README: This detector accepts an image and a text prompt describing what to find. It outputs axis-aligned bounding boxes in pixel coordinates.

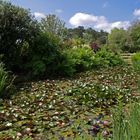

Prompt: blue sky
[10,0,140,32]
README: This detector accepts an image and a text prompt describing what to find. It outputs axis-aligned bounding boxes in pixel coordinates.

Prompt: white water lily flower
[16,132,22,137]
[6,122,12,126]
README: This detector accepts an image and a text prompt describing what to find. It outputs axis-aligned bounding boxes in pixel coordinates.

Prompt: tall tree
[108,28,129,52]
[0,0,39,71]
[97,30,108,45]
[128,20,140,52]
[41,14,66,41]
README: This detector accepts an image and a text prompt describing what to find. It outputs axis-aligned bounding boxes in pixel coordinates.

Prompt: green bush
[65,47,95,72]
[62,47,123,75]
[28,32,76,78]
[93,48,124,68]
[56,53,76,76]
[27,32,61,78]
[27,33,124,79]
[0,62,14,98]
[132,52,140,73]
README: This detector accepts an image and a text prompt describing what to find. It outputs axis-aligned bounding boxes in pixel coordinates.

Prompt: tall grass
[0,62,14,98]
[112,102,140,140]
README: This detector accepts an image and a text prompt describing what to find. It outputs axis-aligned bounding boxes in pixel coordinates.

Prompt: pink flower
[132,93,140,97]
[16,132,22,137]
[102,130,108,137]
[103,120,110,126]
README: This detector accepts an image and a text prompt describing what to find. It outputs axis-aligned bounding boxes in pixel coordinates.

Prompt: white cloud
[133,8,140,16]
[110,21,130,29]
[55,9,63,14]
[69,12,130,32]
[69,13,106,26]
[34,12,46,19]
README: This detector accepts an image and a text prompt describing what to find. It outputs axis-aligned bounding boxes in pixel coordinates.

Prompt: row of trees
[67,23,140,53]
[108,22,140,53]
[67,27,108,46]
[42,15,140,53]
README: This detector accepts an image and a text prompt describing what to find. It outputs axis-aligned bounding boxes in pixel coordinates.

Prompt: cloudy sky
[10,0,140,32]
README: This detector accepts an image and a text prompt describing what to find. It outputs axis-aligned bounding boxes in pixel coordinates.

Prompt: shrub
[55,53,76,76]
[28,36,124,79]
[27,32,60,78]
[63,47,123,75]
[28,32,75,78]
[31,60,46,77]
[93,48,124,68]
[0,62,14,99]
[65,47,95,72]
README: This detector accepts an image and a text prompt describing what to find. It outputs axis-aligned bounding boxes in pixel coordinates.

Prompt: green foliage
[67,26,108,46]
[28,32,75,78]
[93,48,124,68]
[0,62,14,98]
[62,47,123,75]
[71,37,85,48]
[27,32,61,78]
[29,45,122,78]
[41,14,66,42]
[107,21,140,53]
[65,47,95,72]
[132,52,140,73]
[112,102,140,140]
[129,21,140,52]
[56,52,76,76]
[31,60,46,76]
[108,28,129,53]
[0,0,39,71]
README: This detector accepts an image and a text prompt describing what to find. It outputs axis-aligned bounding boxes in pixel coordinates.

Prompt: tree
[82,32,93,44]
[41,14,66,41]
[67,27,108,46]
[0,0,39,71]
[97,30,108,45]
[128,21,140,52]
[108,28,129,52]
